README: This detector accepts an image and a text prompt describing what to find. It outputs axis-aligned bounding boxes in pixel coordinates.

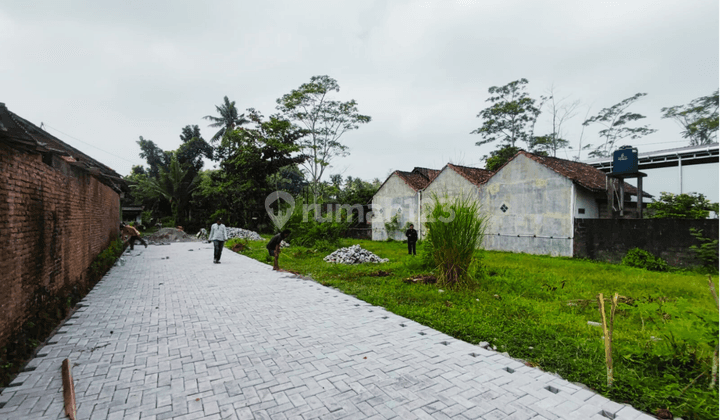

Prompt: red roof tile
[514,151,647,196]
[447,164,494,187]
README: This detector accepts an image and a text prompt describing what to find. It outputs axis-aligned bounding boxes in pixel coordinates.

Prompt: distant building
[372,151,645,256]
[584,143,719,203]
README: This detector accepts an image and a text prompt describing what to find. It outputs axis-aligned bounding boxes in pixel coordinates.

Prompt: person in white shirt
[208,218,228,264]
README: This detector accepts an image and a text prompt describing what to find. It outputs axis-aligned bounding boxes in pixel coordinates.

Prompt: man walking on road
[208,218,228,264]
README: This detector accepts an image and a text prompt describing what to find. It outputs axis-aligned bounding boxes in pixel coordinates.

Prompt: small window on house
[578,208,586,214]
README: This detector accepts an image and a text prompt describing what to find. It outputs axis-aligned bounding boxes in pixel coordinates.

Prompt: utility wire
[43,124,139,165]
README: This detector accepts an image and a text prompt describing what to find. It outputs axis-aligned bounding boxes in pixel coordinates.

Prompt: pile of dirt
[146,228,200,244]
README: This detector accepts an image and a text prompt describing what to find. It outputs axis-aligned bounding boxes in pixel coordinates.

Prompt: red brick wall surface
[0,142,120,349]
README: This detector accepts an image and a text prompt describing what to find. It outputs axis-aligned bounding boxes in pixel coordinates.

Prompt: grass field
[230,237,719,419]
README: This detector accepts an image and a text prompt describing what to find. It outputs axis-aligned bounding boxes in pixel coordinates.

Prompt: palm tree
[203,96,249,142]
[135,155,198,226]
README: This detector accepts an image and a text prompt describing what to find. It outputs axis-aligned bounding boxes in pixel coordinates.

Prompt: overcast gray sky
[1,0,718,185]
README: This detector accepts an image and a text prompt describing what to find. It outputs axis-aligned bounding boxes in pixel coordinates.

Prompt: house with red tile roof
[372,151,648,256]
[370,167,439,240]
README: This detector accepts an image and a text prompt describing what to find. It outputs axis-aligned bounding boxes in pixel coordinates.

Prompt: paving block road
[0,242,654,419]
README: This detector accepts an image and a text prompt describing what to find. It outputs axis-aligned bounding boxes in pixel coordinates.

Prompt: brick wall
[574,218,719,267]
[0,142,120,349]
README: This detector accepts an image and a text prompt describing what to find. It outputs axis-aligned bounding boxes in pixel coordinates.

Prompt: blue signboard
[612,146,638,175]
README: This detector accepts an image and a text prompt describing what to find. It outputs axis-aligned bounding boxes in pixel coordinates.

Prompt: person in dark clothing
[267,230,291,271]
[405,224,418,255]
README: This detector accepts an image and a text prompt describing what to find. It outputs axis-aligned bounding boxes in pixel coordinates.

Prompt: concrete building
[370,167,438,240]
[373,151,643,257]
[481,152,643,256]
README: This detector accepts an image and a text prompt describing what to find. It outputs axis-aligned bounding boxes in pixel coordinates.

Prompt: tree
[133,154,199,226]
[534,86,579,157]
[203,96,250,142]
[647,192,717,219]
[216,110,307,227]
[583,93,657,158]
[177,125,213,172]
[471,79,543,149]
[483,145,522,171]
[137,136,171,178]
[661,90,719,146]
[276,75,371,204]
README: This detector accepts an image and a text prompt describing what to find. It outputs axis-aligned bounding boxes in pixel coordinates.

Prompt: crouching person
[267,230,291,271]
[121,223,147,250]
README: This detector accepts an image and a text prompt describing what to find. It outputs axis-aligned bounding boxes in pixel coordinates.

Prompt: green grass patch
[234,238,719,420]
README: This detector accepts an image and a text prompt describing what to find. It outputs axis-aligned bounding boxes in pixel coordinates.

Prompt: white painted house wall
[371,174,419,241]
[420,167,482,238]
[480,154,575,257]
[574,187,600,219]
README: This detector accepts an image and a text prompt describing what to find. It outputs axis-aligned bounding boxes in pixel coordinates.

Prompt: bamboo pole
[709,276,718,390]
[61,358,77,420]
[599,293,619,389]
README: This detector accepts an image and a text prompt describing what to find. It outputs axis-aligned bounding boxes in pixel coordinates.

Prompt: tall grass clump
[424,194,488,288]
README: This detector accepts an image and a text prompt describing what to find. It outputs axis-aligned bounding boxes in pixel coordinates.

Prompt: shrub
[141,210,153,228]
[384,212,402,240]
[689,228,719,273]
[622,248,669,272]
[424,194,488,288]
[284,199,348,249]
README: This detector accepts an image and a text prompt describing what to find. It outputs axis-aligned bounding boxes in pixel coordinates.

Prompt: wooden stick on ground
[599,292,619,389]
[709,276,719,390]
[61,358,77,420]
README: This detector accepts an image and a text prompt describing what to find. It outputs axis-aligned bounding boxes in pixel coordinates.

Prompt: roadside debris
[226,227,263,241]
[323,245,388,264]
[402,274,436,284]
[146,228,198,244]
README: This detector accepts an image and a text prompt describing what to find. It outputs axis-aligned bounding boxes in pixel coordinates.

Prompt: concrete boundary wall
[573,218,719,267]
[0,142,121,349]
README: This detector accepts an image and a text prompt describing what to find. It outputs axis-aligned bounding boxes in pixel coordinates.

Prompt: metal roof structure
[584,143,719,172]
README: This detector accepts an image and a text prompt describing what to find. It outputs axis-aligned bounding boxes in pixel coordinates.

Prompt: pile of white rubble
[197,227,264,241]
[324,245,388,264]
[226,227,263,241]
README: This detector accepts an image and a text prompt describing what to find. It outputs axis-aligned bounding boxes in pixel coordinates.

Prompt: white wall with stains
[480,154,575,257]
[371,174,418,241]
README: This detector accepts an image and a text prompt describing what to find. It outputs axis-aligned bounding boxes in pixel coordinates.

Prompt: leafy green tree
[203,96,250,143]
[337,176,379,206]
[215,110,307,228]
[583,93,657,158]
[471,79,543,149]
[483,145,522,171]
[531,135,569,158]
[268,165,308,196]
[276,75,371,204]
[661,90,719,146]
[647,192,716,219]
[133,154,198,226]
[137,136,171,178]
[177,125,213,171]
